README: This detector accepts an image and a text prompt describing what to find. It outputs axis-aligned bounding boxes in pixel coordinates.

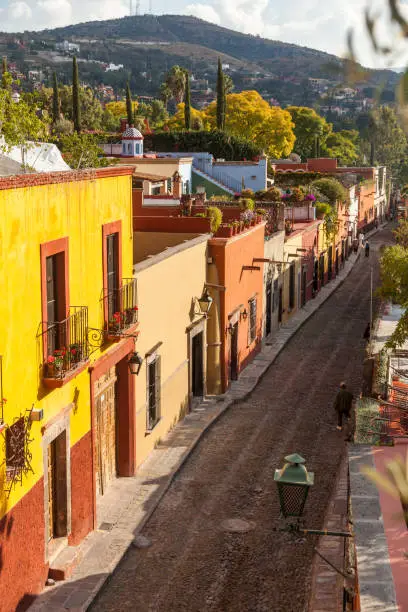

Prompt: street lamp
[274,453,314,519]
[128,351,143,375]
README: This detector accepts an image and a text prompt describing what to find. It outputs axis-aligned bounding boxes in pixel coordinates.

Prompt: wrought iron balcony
[105,278,138,337]
[41,306,89,382]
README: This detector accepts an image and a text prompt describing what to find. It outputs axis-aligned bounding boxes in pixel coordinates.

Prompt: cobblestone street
[91,228,393,612]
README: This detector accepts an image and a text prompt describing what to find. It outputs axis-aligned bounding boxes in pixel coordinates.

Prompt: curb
[88,243,371,609]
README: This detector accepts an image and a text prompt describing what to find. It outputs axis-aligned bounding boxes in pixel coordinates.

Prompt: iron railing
[193,158,243,193]
[42,306,89,379]
[105,278,138,336]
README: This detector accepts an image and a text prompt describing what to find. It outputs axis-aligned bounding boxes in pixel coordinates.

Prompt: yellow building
[133,231,209,465]
[0,167,137,609]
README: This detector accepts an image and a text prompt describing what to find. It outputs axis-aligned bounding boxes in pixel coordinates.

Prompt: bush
[241,188,255,198]
[206,206,223,233]
[209,194,232,202]
[258,186,281,202]
[238,198,255,211]
[256,208,268,216]
[311,177,348,205]
[315,202,332,218]
[144,130,261,161]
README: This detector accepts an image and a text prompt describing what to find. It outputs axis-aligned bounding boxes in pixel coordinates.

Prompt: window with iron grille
[6,417,25,477]
[248,297,257,344]
[107,233,119,321]
[147,355,161,430]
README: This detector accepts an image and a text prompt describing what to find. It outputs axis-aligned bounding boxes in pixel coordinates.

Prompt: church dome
[122,126,143,140]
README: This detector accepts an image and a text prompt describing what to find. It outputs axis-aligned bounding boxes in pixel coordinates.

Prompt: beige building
[133,233,210,466]
[263,231,285,337]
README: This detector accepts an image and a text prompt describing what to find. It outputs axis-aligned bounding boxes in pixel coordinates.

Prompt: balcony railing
[42,306,89,380]
[105,278,138,336]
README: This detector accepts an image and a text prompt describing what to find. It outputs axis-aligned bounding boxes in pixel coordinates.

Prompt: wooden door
[230,323,239,381]
[47,432,67,540]
[266,282,272,336]
[192,332,204,397]
[47,440,56,541]
[95,367,117,497]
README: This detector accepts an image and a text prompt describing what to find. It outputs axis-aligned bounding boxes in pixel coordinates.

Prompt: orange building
[207,223,265,393]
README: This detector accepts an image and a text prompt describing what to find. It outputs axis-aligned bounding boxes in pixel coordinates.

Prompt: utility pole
[135,0,140,15]
[129,0,133,15]
[149,0,153,13]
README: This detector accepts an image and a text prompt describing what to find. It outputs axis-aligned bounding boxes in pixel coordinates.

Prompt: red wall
[0,479,48,612]
[209,223,265,391]
[69,432,94,546]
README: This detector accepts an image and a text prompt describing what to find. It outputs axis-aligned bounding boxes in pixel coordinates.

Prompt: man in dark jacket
[334,382,354,430]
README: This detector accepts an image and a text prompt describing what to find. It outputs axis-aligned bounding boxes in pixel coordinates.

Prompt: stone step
[49,545,83,581]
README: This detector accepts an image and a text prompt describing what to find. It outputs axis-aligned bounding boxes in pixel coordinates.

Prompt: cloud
[0,0,129,31]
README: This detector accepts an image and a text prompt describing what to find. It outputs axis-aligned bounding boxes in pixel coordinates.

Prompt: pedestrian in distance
[359,231,365,247]
[334,382,354,431]
[365,241,370,257]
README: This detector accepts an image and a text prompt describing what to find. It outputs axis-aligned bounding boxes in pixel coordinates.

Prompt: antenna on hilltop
[129,0,133,15]
[149,0,153,13]
[135,0,140,15]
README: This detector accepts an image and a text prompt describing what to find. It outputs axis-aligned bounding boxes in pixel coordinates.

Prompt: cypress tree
[72,56,81,133]
[52,72,60,124]
[216,57,225,130]
[2,56,7,74]
[184,72,191,130]
[126,81,133,126]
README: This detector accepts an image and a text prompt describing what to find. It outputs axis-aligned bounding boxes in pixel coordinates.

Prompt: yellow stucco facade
[0,169,134,517]
[133,235,209,466]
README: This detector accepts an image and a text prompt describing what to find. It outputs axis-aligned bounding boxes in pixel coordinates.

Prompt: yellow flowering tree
[204,90,295,157]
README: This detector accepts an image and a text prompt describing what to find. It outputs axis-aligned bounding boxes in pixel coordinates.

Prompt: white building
[121,126,144,158]
[55,40,80,54]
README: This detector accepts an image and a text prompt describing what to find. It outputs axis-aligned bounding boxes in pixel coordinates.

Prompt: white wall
[213,158,267,192]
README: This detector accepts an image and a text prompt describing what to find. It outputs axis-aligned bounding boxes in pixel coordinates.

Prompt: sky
[0,0,406,69]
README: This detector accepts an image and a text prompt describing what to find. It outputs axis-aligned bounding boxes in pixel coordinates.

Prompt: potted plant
[109,311,123,333]
[46,355,56,377]
[125,306,139,325]
[69,343,82,364]
[53,348,66,375]
[285,219,293,235]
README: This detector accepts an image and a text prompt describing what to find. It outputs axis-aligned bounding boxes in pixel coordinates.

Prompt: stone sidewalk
[29,243,369,612]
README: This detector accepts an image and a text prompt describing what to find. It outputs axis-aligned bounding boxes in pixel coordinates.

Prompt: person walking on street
[359,231,365,248]
[334,382,354,431]
[365,240,370,257]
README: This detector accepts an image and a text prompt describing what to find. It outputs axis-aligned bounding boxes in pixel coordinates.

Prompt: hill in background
[0,15,399,107]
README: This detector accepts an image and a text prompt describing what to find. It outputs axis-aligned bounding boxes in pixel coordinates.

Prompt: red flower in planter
[47,356,55,364]
[133,306,139,311]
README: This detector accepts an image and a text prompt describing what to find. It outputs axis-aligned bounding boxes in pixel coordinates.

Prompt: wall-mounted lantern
[240,308,248,321]
[197,289,213,317]
[128,352,143,376]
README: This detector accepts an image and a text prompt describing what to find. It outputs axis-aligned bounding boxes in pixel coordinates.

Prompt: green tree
[321,130,360,165]
[393,220,408,248]
[59,85,103,131]
[126,81,133,126]
[59,133,108,169]
[159,83,171,109]
[379,244,408,348]
[312,177,348,204]
[52,72,60,125]
[1,56,11,91]
[72,56,81,133]
[287,106,330,160]
[216,58,226,131]
[372,106,407,174]
[184,72,191,130]
[162,65,187,105]
[0,88,48,151]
